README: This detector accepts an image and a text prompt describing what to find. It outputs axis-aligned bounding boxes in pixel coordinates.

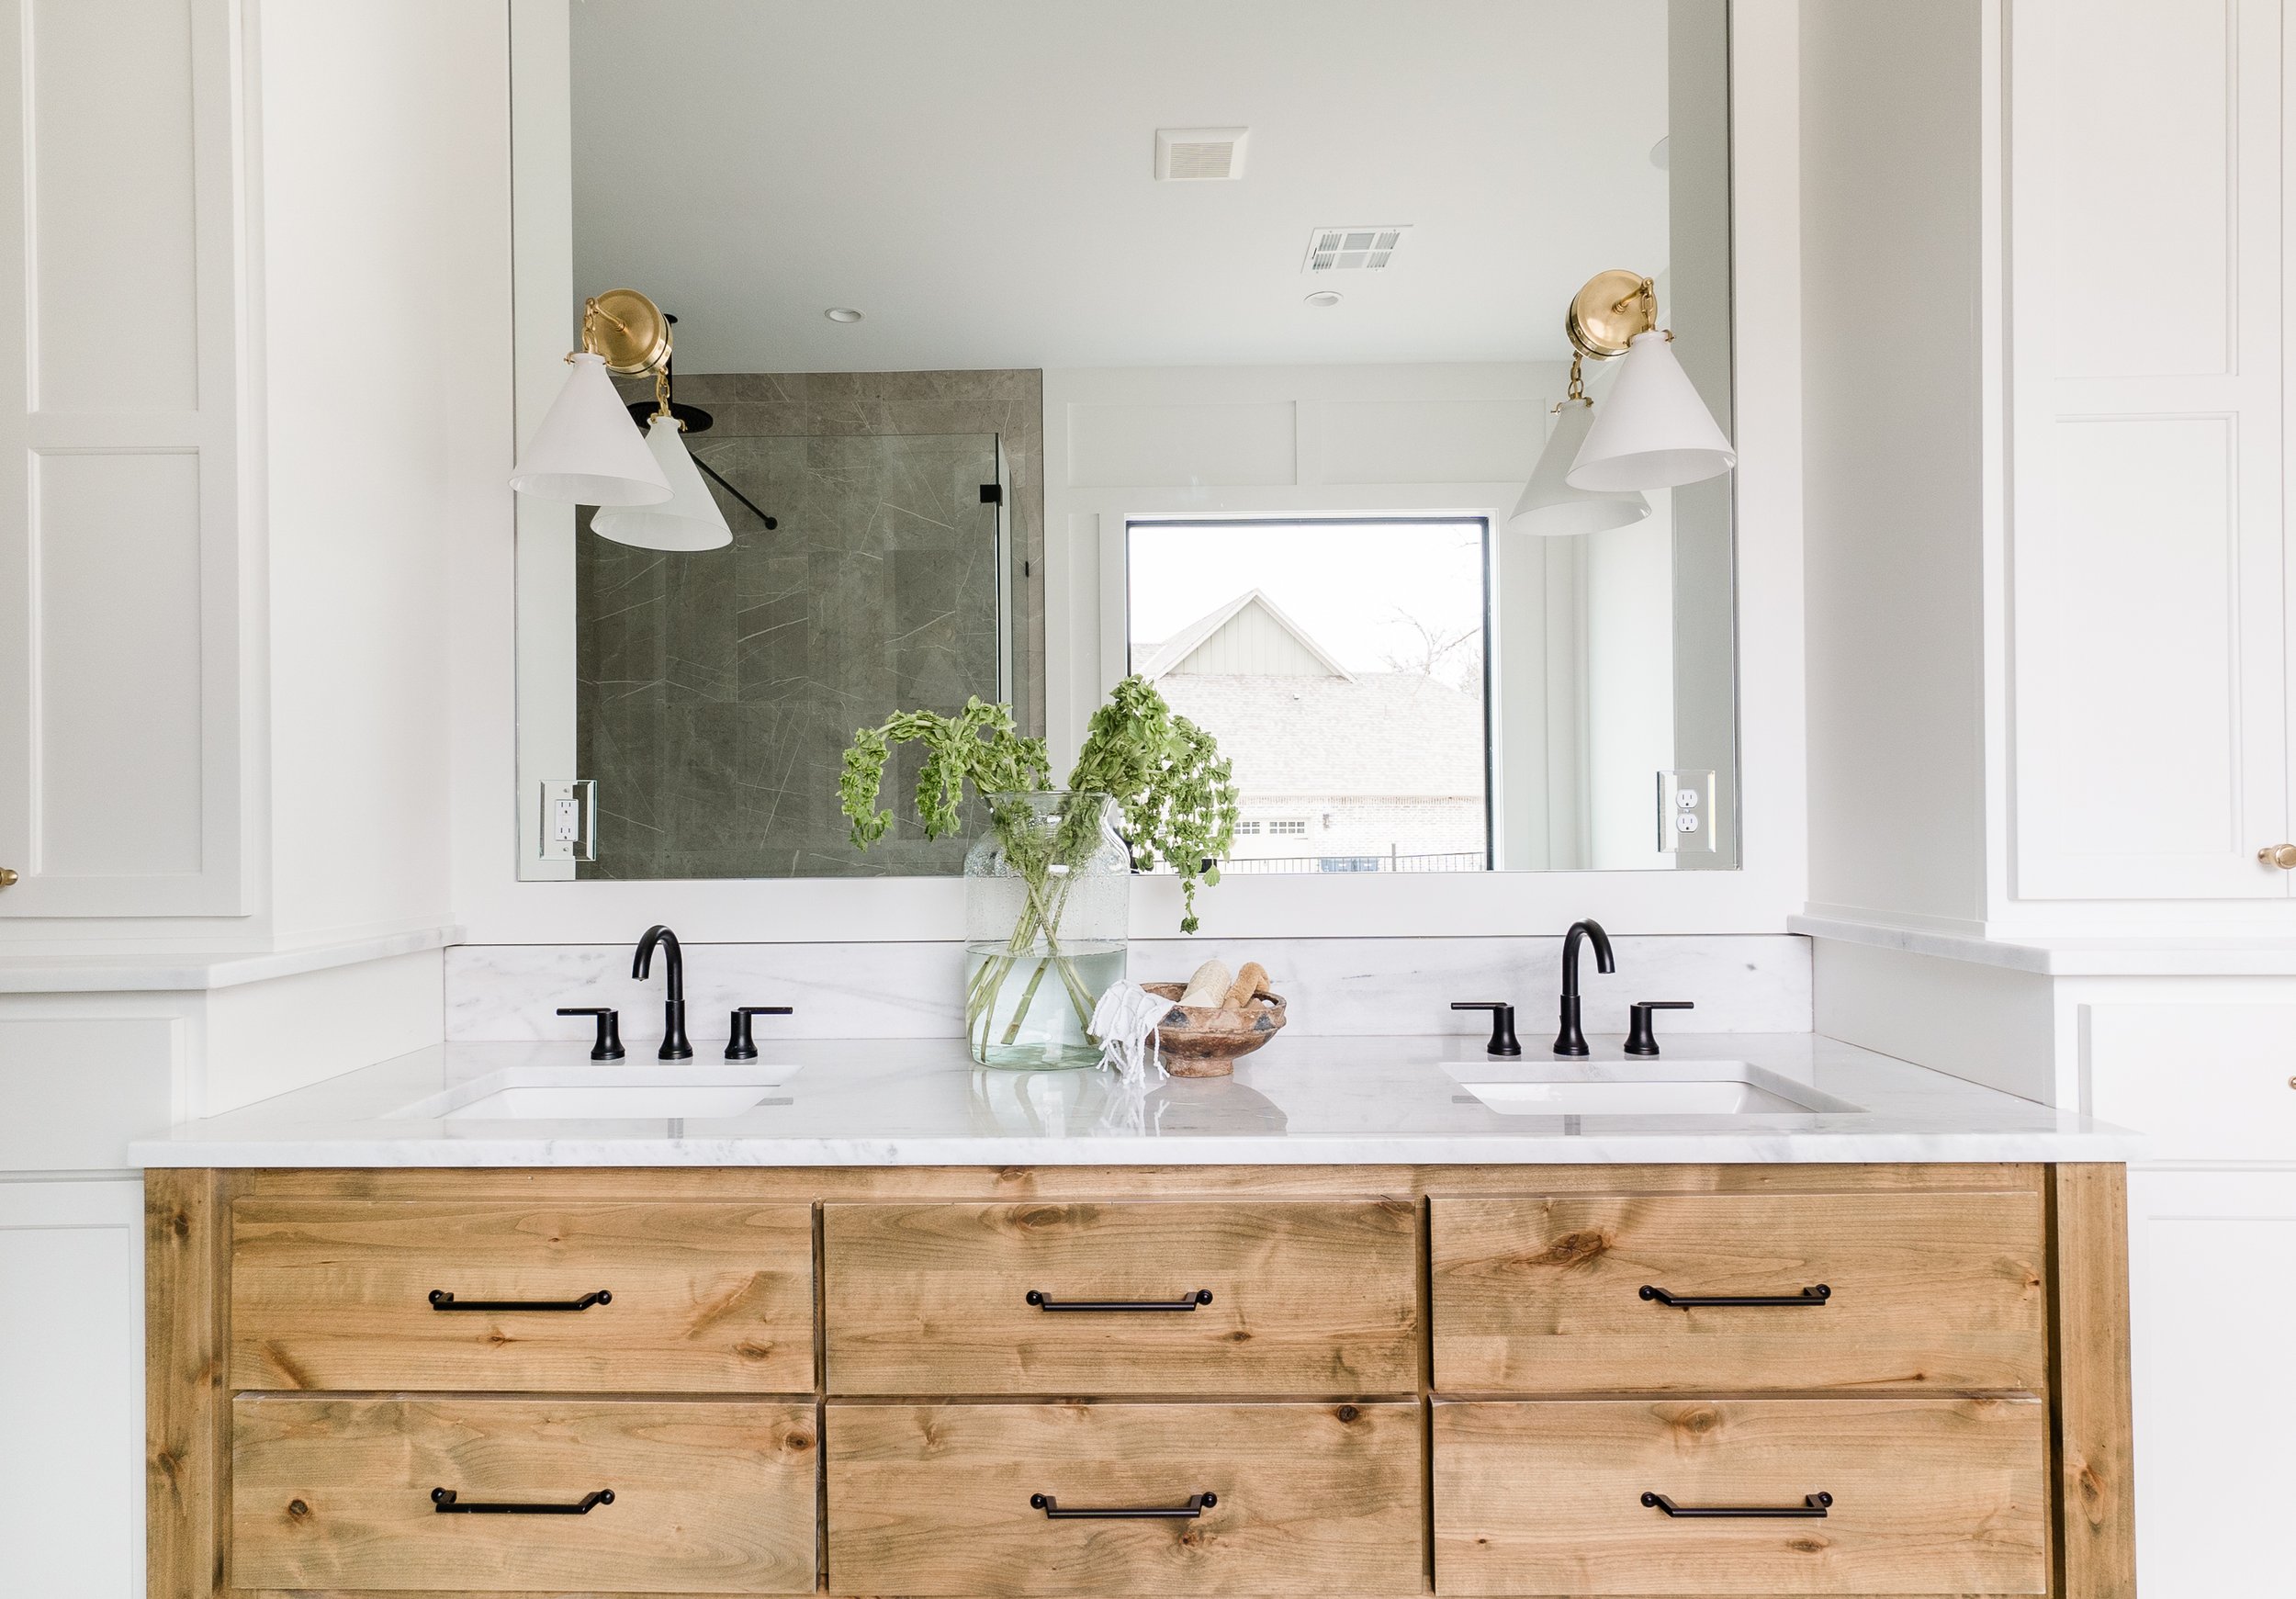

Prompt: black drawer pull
[1031,1491,1215,1519]
[1025,1289,1212,1312]
[432,1487,614,1515]
[1639,1283,1829,1309]
[429,1289,611,1312]
[1642,1490,1830,1518]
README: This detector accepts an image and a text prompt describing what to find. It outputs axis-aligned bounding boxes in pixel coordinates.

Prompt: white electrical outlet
[539,779,597,862]
[1658,770,1717,853]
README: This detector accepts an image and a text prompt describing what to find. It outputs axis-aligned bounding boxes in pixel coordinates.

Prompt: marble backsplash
[445,935,1812,1048]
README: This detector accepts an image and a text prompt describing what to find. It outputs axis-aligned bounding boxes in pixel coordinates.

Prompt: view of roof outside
[1127,520,1489,873]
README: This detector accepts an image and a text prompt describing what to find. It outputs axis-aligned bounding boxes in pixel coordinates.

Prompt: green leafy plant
[839,679,1239,1060]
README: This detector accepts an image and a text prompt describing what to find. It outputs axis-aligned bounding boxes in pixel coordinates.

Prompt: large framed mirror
[512,0,1737,882]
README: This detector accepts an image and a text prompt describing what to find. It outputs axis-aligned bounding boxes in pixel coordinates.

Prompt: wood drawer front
[823,1199,1419,1394]
[1430,1191,2045,1393]
[825,1401,1424,1596]
[231,1396,818,1594]
[230,1199,815,1392]
[1432,1398,2047,1595]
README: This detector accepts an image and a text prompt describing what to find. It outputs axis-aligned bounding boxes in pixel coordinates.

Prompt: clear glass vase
[963,791,1131,1069]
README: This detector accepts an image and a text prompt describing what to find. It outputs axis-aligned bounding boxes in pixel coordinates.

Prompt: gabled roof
[1134,589,1356,683]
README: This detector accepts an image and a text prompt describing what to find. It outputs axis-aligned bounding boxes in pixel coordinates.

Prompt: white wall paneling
[0,1012,182,1170]
[2009,0,2288,901]
[0,1177,144,1598]
[0,0,248,921]
[2124,1166,2296,1594]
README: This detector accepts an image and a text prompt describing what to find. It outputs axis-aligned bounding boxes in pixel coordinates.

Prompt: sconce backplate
[1565,268,1658,360]
[584,287,671,377]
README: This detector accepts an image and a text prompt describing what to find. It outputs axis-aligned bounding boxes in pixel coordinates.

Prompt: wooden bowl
[1142,982,1288,1077]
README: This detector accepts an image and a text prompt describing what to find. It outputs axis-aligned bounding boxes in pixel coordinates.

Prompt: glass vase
[963,791,1130,1069]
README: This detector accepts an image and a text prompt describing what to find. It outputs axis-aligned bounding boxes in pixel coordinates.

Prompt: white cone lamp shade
[510,353,672,505]
[591,415,735,551]
[1567,331,1737,492]
[1509,398,1650,537]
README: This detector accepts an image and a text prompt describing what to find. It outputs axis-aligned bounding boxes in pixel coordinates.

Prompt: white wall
[258,1,501,948]
[1799,0,1988,937]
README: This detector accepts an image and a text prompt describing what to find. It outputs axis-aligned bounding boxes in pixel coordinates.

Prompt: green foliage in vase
[838,677,1240,932]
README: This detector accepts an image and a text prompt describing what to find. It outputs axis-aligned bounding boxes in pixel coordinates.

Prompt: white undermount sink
[390,1064,801,1121]
[1447,1061,1861,1118]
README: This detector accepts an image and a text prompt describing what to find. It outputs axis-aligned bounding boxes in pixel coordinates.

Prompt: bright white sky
[1127,521,1486,673]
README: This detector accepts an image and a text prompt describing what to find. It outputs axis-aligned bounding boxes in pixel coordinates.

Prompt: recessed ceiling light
[825,308,863,323]
[1304,291,1343,309]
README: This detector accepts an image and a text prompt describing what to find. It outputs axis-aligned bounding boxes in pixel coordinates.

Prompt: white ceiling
[568,0,1681,373]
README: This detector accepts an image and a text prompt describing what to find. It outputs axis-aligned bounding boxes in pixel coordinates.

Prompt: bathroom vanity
[138,1038,2137,1598]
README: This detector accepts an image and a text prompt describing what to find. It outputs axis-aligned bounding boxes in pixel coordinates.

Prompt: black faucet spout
[1554,918,1615,1056]
[633,924,692,1060]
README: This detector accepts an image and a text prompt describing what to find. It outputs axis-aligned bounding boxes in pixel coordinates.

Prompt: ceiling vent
[1303,225,1409,273]
[1155,127,1249,181]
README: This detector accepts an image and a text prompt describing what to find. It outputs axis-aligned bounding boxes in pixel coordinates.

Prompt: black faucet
[633,924,692,1061]
[1553,918,1615,1057]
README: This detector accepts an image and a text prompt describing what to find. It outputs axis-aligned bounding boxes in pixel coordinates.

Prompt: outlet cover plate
[1658,769,1716,853]
[540,779,597,862]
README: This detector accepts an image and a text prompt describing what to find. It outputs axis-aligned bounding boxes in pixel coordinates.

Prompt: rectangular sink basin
[1448,1061,1860,1118]
[390,1064,799,1122]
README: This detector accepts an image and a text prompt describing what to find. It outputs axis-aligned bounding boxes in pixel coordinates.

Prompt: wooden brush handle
[1221,962,1272,1010]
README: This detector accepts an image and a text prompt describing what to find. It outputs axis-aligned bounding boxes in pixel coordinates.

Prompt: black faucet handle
[726,1006,793,1062]
[1623,1000,1695,1057]
[1451,1001,1523,1058]
[556,1007,625,1061]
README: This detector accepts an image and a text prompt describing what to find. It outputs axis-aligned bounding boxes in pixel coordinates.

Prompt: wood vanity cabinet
[147,1164,2133,1599]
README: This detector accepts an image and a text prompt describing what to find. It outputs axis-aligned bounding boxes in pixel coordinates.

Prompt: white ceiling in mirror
[568,0,1672,371]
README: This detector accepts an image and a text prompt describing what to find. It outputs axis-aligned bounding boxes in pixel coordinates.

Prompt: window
[1128,518,1491,874]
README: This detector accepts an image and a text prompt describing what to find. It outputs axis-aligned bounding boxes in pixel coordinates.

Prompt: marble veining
[444,933,1812,1045]
[128,1030,2137,1169]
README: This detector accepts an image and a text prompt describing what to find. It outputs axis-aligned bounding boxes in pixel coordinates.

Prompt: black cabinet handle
[433,1487,614,1515]
[1031,1491,1215,1520]
[1642,1490,1830,1519]
[1025,1289,1212,1312]
[1639,1283,1829,1308]
[429,1289,611,1312]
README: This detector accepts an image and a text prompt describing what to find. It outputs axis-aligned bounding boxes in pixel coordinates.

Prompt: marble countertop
[128,1032,2137,1167]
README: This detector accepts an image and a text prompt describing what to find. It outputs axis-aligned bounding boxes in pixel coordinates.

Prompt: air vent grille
[1304,225,1410,273]
[1155,127,1249,182]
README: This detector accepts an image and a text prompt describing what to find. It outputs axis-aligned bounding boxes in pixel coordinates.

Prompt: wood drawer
[1430,1190,2045,1392]
[230,1198,815,1391]
[823,1199,1419,1394]
[231,1396,818,1593]
[825,1400,1424,1596]
[1433,1398,2047,1595]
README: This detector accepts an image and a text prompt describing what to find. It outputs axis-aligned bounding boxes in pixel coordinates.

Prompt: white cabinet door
[2126,1168,2296,1594]
[0,0,245,918]
[2009,0,2291,900]
[0,1178,144,1598]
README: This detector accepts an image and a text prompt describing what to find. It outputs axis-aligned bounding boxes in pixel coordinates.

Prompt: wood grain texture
[824,1199,1419,1394]
[2050,1164,2136,1599]
[1433,1398,2048,1595]
[231,1396,818,1593]
[1431,1191,2047,1394]
[147,1167,229,1599]
[230,1199,814,1391]
[824,1401,1424,1596]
